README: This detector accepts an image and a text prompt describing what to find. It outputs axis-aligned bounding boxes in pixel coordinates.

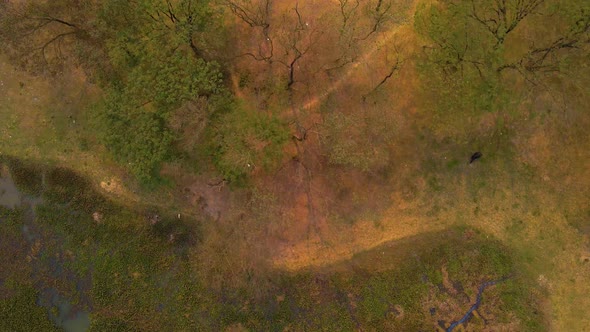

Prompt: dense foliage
[92,0,224,182]
[0,0,288,184]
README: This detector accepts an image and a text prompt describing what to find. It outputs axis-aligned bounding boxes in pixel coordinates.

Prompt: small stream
[446,276,510,332]
[0,163,91,332]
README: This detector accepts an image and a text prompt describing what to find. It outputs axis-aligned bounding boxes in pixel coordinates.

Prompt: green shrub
[95,91,174,183]
[209,104,289,185]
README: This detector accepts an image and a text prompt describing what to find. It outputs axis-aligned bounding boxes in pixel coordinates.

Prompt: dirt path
[272,2,420,270]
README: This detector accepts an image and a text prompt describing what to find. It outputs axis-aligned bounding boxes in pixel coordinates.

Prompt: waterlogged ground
[0,157,544,331]
[0,161,90,332]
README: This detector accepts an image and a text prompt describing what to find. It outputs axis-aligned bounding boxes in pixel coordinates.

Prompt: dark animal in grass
[469,152,482,164]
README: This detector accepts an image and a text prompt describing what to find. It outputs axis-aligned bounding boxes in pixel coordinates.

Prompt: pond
[0,162,91,332]
[0,165,22,209]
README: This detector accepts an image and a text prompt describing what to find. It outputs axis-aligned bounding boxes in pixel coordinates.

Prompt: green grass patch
[0,159,546,331]
[214,228,545,331]
[0,284,59,332]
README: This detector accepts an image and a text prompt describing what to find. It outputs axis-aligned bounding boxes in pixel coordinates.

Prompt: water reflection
[38,288,91,332]
[0,162,91,331]
[0,165,22,208]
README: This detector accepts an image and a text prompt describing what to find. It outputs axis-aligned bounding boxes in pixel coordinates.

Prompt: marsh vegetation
[1,0,589,330]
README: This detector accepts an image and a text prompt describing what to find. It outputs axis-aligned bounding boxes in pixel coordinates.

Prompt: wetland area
[1,0,589,330]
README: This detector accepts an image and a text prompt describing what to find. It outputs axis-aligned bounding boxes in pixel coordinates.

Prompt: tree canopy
[414,0,590,137]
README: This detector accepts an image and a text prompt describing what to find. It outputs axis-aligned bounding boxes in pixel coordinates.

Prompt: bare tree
[277,3,321,89]
[222,0,271,28]
[0,1,96,74]
[361,0,394,40]
[498,11,590,80]
[338,0,360,33]
[364,46,403,99]
[419,0,590,83]
[468,0,545,48]
[222,0,275,61]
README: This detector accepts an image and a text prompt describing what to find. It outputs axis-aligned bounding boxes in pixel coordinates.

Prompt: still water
[0,164,91,332]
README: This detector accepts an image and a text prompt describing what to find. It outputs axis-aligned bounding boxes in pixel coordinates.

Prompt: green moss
[208,228,541,331]
[0,285,59,332]
[0,206,25,228]
[500,280,546,331]
[90,318,139,332]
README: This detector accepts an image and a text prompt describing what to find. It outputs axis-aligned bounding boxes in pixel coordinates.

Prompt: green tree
[1,0,226,183]
[92,0,224,182]
[415,0,589,78]
[414,0,589,137]
[95,90,174,183]
[209,102,289,185]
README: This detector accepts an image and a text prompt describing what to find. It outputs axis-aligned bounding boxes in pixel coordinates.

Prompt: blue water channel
[446,276,510,332]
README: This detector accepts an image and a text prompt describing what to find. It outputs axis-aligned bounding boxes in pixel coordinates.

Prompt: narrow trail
[276,20,417,269]
[225,3,420,272]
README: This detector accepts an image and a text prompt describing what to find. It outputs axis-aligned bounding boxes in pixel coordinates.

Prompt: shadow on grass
[0,157,545,331]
